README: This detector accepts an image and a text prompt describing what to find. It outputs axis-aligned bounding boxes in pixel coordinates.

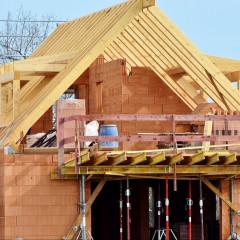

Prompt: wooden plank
[188,151,205,165]
[0,72,14,83]
[147,152,166,165]
[201,176,240,215]
[125,152,147,165]
[146,7,240,110]
[16,51,78,64]
[176,76,207,105]
[86,152,108,166]
[139,8,226,109]
[71,165,240,176]
[120,23,196,109]
[168,152,183,165]
[78,150,90,165]
[105,152,126,165]
[14,63,66,73]
[202,116,213,150]
[142,0,155,8]
[208,56,240,73]
[164,56,240,76]
[0,0,145,148]
[223,153,237,165]
[66,176,107,239]
[205,153,219,165]
[0,84,7,116]
[13,72,20,119]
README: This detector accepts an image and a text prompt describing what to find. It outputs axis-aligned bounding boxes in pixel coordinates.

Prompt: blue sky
[1,0,239,60]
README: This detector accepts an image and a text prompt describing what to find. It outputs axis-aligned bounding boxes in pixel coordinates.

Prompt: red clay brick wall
[0,150,91,239]
[89,58,125,115]
[30,107,53,135]
[220,179,240,239]
[89,59,191,150]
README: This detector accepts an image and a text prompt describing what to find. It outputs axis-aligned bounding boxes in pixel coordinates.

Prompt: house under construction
[1,0,240,239]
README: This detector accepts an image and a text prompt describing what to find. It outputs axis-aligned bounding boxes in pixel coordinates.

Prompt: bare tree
[0,6,64,64]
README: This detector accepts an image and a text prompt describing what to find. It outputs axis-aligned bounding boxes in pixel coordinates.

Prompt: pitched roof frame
[0,0,240,148]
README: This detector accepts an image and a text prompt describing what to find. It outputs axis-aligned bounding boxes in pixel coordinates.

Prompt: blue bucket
[99,125,118,150]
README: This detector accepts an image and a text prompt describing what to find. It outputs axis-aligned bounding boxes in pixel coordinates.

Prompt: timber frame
[50,113,240,223]
[54,114,240,181]
[1,0,240,150]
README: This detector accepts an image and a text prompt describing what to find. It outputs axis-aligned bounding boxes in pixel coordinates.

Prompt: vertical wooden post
[58,117,65,171]
[13,71,20,119]
[0,83,7,116]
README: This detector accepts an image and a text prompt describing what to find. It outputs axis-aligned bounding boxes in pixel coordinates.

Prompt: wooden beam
[14,63,66,73]
[168,152,183,165]
[201,176,240,215]
[202,115,213,150]
[13,72,20,119]
[59,164,240,176]
[15,51,78,65]
[147,7,240,110]
[78,149,90,165]
[208,56,240,73]
[165,66,185,75]
[105,152,126,165]
[85,152,108,166]
[0,84,7,116]
[0,72,14,84]
[205,153,219,165]
[146,152,165,165]
[0,0,145,148]
[66,176,107,239]
[176,76,207,105]
[223,153,237,165]
[125,152,147,165]
[142,0,155,8]
[188,151,205,165]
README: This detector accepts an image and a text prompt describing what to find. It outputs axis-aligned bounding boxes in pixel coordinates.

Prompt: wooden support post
[58,117,65,171]
[0,83,7,115]
[202,114,213,151]
[201,176,240,215]
[13,71,20,119]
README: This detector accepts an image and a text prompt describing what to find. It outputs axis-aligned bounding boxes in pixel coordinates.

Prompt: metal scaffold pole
[120,180,123,240]
[126,176,131,240]
[77,175,93,240]
[80,175,87,240]
[165,174,169,240]
[188,180,193,240]
[199,178,204,240]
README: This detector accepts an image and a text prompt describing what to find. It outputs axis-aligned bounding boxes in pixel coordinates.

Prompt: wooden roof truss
[0,0,240,149]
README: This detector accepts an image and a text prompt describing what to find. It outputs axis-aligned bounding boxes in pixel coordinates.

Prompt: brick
[33,154,53,164]
[135,104,149,114]
[122,85,136,96]
[122,104,136,114]
[131,67,146,76]
[141,95,154,104]
[3,176,17,186]
[148,104,163,114]
[135,86,149,95]
[167,95,180,104]
[3,154,14,164]
[128,76,142,85]
[128,95,141,104]
[4,216,16,227]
